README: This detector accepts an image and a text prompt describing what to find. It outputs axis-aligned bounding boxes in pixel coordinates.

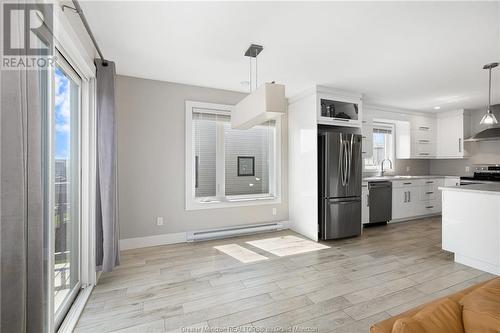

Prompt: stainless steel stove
[460,165,500,185]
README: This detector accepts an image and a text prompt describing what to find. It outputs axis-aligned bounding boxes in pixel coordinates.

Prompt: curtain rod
[63,0,108,66]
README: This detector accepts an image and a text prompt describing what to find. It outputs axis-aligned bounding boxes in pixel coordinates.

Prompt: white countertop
[363,175,457,182]
[439,183,500,195]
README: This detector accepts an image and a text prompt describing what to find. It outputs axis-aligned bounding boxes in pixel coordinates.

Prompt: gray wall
[394,159,430,176]
[430,105,500,176]
[116,75,288,239]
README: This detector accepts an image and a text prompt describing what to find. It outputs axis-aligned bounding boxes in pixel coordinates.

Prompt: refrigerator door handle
[343,141,349,186]
[320,133,327,201]
[347,135,354,185]
[339,134,345,186]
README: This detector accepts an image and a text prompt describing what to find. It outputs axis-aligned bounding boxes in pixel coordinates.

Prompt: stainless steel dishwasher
[368,181,392,224]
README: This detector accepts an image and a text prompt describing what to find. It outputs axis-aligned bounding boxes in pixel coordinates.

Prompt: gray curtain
[95,59,120,272]
[0,44,46,333]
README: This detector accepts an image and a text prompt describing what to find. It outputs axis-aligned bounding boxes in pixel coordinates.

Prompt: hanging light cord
[249,57,252,93]
[255,54,258,91]
[488,66,492,112]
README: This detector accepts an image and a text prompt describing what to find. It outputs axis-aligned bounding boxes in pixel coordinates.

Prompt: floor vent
[186,222,283,242]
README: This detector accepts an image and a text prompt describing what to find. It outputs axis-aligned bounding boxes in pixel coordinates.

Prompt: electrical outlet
[465,166,470,173]
[272,208,277,216]
[406,166,411,172]
[156,217,164,226]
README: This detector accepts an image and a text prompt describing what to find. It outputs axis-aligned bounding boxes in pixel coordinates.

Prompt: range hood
[465,104,500,142]
[465,127,500,142]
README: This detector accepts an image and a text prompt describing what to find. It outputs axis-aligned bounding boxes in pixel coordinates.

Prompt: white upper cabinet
[315,86,363,128]
[436,109,471,159]
[410,115,437,158]
[396,117,437,159]
[395,120,411,159]
[395,110,470,159]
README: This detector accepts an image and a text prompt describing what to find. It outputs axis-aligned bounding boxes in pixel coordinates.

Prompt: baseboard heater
[186,222,284,242]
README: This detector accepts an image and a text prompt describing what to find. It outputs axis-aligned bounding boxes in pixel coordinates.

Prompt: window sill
[186,196,281,210]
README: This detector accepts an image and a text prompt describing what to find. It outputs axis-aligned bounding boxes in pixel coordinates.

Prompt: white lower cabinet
[392,185,420,219]
[391,177,445,222]
[392,187,411,220]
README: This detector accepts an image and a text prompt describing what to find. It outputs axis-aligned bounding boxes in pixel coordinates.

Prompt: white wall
[116,75,288,239]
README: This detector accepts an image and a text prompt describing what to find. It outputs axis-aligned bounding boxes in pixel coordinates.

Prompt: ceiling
[80,1,500,112]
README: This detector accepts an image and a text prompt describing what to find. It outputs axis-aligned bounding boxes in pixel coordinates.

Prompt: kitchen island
[440,183,500,275]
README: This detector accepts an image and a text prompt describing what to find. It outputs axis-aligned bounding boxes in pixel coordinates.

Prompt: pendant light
[480,62,499,125]
[231,44,286,130]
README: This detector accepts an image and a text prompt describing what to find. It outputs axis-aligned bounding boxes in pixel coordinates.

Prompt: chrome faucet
[380,159,393,176]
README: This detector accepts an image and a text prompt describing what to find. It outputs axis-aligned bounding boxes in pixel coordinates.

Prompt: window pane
[224,121,275,196]
[54,65,80,316]
[372,132,393,166]
[192,112,221,198]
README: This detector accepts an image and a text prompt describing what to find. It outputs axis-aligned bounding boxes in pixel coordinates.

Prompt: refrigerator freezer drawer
[322,197,362,240]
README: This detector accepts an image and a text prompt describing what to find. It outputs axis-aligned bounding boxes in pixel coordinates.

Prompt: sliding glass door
[52,55,82,328]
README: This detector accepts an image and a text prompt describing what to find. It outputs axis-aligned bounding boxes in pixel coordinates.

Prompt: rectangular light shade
[231,83,286,129]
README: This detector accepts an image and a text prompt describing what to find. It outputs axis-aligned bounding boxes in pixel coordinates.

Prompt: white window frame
[185,101,282,210]
[364,121,395,172]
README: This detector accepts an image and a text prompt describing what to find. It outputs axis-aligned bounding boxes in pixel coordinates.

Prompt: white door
[52,54,82,328]
[392,187,409,220]
[406,186,423,216]
[437,114,463,158]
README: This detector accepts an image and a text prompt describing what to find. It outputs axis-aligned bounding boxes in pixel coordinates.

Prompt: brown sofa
[370,277,500,333]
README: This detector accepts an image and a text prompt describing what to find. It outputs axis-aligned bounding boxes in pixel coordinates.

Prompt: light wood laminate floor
[75,217,494,333]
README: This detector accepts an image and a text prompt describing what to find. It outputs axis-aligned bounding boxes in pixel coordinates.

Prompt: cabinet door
[395,121,411,159]
[407,187,424,216]
[437,114,463,158]
[392,187,409,220]
[317,93,363,128]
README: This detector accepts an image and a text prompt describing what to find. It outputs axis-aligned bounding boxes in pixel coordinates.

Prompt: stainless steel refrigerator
[318,126,362,240]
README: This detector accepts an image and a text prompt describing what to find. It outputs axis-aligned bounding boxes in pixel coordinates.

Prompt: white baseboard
[120,221,292,250]
[389,213,440,224]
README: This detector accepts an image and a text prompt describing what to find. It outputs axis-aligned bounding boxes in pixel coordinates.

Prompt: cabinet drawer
[412,142,436,158]
[413,124,434,132]
[423,201,440,214]
[421,188,437,201]
[412,129,435,142]
[392,180,422,188]
[411,116,435,132]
